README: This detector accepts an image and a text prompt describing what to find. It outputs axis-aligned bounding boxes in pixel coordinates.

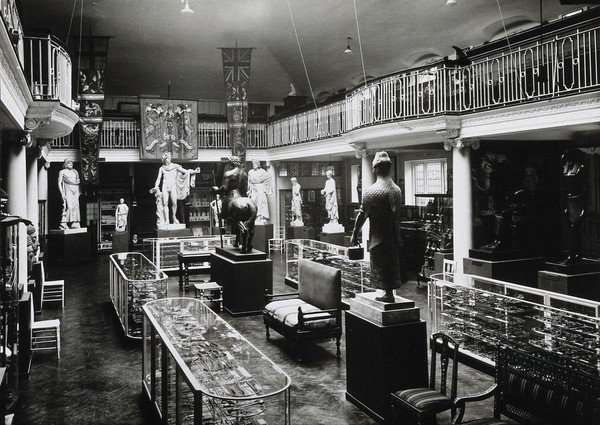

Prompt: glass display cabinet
[109,252,168,339]
[142,298,291,425]
[429,273,600,376]
[285,239,372,301]
[144,235,236,272]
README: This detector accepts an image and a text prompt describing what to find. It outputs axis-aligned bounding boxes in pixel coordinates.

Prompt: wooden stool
[193,282,223,311]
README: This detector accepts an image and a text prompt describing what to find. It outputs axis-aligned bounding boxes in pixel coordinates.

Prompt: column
[266,161,277,227]
[6,134,29,287]
[450,140,475,274]
[359,150,373,259]
[26,150,39,232]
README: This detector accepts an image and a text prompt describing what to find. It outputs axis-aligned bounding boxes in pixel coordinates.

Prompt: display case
[109,252,168,339]
[144,235,235,272]
[187,187,213,236]
[142,297,291,424]
[0,218,21,412]
[285,239,372,301]
[429,273,600,376]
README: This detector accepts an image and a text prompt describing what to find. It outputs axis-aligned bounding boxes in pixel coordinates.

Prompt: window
[404,159,448,206]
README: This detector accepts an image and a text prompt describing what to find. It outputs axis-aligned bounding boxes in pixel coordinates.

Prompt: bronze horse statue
[213,156,257,254]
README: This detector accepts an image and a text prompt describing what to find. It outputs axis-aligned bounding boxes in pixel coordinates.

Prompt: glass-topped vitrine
[429,273,600,376]
[142,298,291,424]
[109,252,168,339]
[144,235,236,272]
[285,239,372,301]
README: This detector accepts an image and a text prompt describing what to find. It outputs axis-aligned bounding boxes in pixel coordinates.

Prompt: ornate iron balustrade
[23,35,73,107]
[50,21,600,151]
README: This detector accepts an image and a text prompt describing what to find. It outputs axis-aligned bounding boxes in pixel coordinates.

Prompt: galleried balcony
[22,34,78,141]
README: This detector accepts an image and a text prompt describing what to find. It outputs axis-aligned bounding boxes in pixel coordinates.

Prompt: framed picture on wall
[308,190,315,202]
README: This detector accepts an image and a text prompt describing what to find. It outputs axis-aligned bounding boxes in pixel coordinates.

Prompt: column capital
[443,138,480,151]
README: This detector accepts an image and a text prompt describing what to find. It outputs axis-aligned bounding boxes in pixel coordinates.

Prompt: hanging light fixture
[446,0,457,6]
[344,36,353,54]
[181,0,194,14]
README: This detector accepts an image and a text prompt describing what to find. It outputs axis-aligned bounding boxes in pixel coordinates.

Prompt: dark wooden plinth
[538,270,600,301]
[345,312,428,424]
[463,255,545,287]
[252,224,273,253]
[112,231,129,253]
[47,230,92,266]
[544,258,600,274]
[287,226,316,240]
[320,232,346,246]
[211,249,272,316]
[469,248,536,261]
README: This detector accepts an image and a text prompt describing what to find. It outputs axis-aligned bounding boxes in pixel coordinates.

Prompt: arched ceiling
[20,0,581,104]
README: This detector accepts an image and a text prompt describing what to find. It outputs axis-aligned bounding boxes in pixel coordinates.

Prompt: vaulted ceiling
[20,0,579,104]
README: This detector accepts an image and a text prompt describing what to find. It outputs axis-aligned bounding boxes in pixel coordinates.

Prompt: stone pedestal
[211,247,272,316]
[347,292,420,326]
[156,226,192,238]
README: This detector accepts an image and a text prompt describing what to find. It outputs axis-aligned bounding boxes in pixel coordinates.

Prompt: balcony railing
[51,121,268,150]
[24,35,73,107]
[50,19,600,152]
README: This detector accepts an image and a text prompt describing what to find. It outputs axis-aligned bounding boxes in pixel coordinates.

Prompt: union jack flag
[221,47,253,85]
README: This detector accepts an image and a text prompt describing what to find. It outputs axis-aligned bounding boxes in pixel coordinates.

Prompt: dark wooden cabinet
[345,311,428,423]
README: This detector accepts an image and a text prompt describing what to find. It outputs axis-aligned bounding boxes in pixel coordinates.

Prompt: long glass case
[285,239,372,300]
[429,273,600,376]
[109,252,168,339]
[142,298,291,425]
[144,235,236,271]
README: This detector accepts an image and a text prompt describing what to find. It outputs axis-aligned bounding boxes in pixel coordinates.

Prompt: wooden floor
[13,251,495,425]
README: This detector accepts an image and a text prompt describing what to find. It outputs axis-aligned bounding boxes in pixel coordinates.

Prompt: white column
[38,162,49,245]
[6,140,29,287]
[266,162,277,228]
[26,152,39,231]
[359,152,373,257]
[452,144,473,274]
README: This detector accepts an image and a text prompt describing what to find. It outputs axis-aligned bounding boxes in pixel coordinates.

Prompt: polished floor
[13,251,497,425]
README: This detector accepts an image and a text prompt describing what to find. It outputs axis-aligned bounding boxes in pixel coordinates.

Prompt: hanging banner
[78,69,105,185]
[139,98,198,160]
[73,35,110,186]
[221,47,253,165]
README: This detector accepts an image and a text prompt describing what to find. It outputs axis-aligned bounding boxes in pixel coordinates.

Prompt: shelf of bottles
[144,235,236,272]
[285,239,372,301]
[142,298,291,424]
[429,273,600,377]
[109,252,168,339]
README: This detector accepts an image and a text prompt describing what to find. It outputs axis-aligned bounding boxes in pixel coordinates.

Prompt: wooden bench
[453,346,600,425]
[263,259,342,360]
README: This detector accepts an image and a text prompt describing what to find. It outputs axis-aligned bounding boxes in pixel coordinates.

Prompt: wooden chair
[391,332,460,425]
[39,261,64,310]
[29,298,61,360]
[268,226,285,254]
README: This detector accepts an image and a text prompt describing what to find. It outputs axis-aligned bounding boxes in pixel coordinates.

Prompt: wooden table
[177,251,211,290]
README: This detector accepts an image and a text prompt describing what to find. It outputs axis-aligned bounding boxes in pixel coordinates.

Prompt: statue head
[372,151,392,175]
[162,152,172,164]
[63,158,74,169]
[291,177,297,184]
[252,158,260,169]
[326,170,333,178]
[228,155,242,167]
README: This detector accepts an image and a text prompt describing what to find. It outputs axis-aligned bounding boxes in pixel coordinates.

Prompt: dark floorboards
[13,252,496,424]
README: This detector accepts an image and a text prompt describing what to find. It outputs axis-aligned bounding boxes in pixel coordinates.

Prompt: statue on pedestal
[153,152,200,226]
[115,198,129,232]
[350,151,403,303]
[58,158,81,230]
[290,177,303,227]
[247,159,272,225]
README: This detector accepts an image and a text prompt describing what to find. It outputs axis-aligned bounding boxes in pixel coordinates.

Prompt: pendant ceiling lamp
[446,0,457,5]
[181,0,194,14]
[344,37,353,54]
